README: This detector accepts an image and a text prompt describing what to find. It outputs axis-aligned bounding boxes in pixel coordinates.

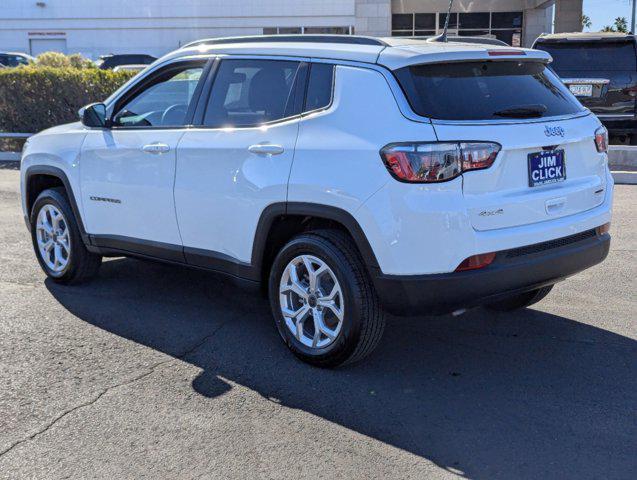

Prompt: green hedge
[0,66,136,134]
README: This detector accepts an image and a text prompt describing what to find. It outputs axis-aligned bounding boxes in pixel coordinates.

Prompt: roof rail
[182,35,389,49]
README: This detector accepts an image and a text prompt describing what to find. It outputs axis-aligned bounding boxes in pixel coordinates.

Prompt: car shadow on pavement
[46,257,636,480]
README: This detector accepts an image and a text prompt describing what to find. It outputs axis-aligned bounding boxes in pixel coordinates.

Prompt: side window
[304,63,334,112]
[112,64,204,128]
[203,59,301,128]
[0,55,29,67]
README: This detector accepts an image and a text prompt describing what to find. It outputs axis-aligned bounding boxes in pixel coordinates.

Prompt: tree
[582,14,592,30]
[615,16,629,32]
[602,16,629,33]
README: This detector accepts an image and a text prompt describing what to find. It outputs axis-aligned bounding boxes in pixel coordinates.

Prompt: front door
[80,60,207,258]
[175,58,304,273]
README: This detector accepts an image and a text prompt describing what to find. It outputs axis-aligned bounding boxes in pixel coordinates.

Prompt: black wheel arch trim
[24,165,91,245]
[251,202,381,275]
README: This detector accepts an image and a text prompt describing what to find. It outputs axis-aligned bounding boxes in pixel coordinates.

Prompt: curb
[608,146,637,170]
[611,170,637,185]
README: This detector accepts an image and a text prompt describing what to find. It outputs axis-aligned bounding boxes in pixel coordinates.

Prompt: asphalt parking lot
[0,164,635,480]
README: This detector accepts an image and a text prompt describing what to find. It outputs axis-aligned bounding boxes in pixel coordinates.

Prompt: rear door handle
[248,144,284,156]
[142,142,170,154]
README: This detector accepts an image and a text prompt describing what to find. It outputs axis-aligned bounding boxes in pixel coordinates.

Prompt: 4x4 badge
[544,125,565,137]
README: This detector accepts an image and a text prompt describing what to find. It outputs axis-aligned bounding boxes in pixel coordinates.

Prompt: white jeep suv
[20,36,613,367]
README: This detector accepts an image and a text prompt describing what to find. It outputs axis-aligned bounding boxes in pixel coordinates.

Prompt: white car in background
[20,35,613,367]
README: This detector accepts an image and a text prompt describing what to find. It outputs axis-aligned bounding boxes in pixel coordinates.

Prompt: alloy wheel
[279,255,344,349]
[36,204,71,275]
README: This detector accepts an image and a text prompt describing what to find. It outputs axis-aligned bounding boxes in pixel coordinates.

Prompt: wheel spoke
[303,255,328,292]
[320,300,344,321]
[295,307,311,341]
[43,240,54,253]
[53,244,64,269]
[311,309,322,347]
[281,304,310,320]
[319,284,338,303]
[58,232,70,254]
[280,264,308,299]
[37,222,53,236]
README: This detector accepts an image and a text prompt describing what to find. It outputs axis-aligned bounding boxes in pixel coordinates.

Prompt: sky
[583,0,635,31]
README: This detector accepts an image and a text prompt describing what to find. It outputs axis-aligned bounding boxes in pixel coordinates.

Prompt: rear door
[395,59,608,231]
[535,39,637,117]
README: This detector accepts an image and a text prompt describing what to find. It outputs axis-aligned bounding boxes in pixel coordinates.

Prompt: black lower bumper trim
[373,232,610,316]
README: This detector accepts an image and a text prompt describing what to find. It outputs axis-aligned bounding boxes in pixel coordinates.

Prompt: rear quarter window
[304,63,334,112]
[395,60,586,121]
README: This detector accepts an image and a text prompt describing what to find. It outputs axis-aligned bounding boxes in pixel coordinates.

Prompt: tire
[30,187,102,284]
[268,229,385,368]
[484,285,554,312]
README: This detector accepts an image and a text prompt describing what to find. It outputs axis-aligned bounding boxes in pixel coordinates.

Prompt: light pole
[633,0,636,34]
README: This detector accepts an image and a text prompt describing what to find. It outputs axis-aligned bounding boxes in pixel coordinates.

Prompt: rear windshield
[395,61,586,121]
[535,41,637,71]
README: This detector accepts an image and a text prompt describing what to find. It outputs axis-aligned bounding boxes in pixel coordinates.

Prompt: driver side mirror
[79,103,107,128]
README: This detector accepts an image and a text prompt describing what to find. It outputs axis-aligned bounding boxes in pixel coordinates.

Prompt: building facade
[0,0,582,60]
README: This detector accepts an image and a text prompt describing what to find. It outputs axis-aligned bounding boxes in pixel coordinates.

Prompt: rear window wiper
[493,104,547,118]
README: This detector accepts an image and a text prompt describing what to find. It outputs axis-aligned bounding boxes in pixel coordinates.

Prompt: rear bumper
[372,230,610,316]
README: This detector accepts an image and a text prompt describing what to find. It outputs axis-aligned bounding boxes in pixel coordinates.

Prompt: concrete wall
[554,0,583,33]
[524,3,554,47]
[0,0,584,58]
[355,0,391,37]
[0,0,358,58]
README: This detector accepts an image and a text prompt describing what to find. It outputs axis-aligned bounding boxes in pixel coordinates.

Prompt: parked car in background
[0,52,34,67]
[96,54,156,70]
[534,32,637,144]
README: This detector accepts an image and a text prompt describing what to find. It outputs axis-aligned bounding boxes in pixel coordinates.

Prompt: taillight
[594,125,608,153]
[380,142,500,183]
[455,252,496,272]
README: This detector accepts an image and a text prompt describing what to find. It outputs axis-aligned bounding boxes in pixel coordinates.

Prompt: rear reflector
[596,222,611,235]
[488,50,526,56]
[455,252,496,272]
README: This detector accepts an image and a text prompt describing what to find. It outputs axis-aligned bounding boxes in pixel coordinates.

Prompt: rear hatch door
[393,58,607,231]
[435,117,607,231]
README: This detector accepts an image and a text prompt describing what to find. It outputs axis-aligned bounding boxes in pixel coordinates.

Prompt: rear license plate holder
[528,150,566,187]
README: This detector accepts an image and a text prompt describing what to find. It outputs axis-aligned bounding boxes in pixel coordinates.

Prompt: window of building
[392,13,436,37]
[459,13,490,29]
[263,26,352,35]
[203,59,301,128]
[391,11,523,45]
[438,12,459,30]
